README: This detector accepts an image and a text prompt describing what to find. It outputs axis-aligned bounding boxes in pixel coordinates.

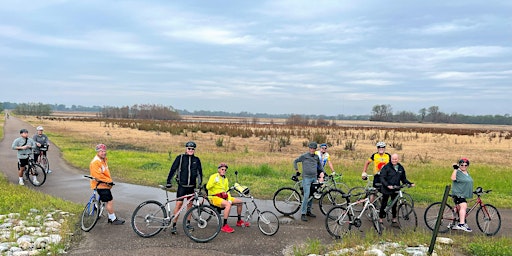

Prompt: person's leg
[379,194,390,220]
[459,202,468,224]
[390,193,398,222]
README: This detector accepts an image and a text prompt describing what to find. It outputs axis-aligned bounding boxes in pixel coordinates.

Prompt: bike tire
[325,205,351,239]
[131,200,167,238]
[476,204,501,236]
[272,187,301,216]
[81,198,100,232]
[257,211,279,236]
[399,191,415,211]
[397,202,417,231]
[347,186,367,212]
[40,155,50,172]
[319,189,348,216]
[423,202,455,233]
[26,163,46,186]
[183,205,221,243]
[369,205,382,235]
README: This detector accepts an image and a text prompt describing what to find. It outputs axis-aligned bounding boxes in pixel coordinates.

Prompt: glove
[453,164,459,169]
[295,171,301,177]
[165,183,172,188]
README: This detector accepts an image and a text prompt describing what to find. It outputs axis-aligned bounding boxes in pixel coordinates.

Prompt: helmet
[308,142,318,149]
[458,158,470,166]
[185,141,196,148]
[20,129,29,134]
[36,126,44,131]
[217,163,229,169]
[95,144,107,152]
[320,143,328,148]
[376,141,386,148]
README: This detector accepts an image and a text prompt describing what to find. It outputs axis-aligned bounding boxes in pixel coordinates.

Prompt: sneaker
[108,218,125,225]
[170,225,177,234]
[236,220,250,227]
[19,180,24,186]
[301,214,308,222]
[221,224,234,233]
[456,223,472,232]
[32,180,40,185]
[306,211,316,218]
[186,223,194,231]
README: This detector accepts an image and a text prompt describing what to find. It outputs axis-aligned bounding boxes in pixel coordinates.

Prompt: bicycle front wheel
[40,155,50,172]
[423,202,455,233]
[131,200,167,238]
[476,204,501,236]
[27,163,46,186]
[183,205,221,243]
[347,186,366,212]
[319,189,348,216]
[81,198,100,232]
[325,206,351,239]
[273,187,302,216]
[397,203,417,231]
[257,211,279,236]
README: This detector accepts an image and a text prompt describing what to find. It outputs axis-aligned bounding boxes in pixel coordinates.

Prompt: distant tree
[286,114,309,125]
[370,104,393,121]
[419,108,427,122]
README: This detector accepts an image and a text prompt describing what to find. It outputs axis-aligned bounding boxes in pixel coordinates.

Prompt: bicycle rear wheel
[423,202,455,233]
[81,198,100,232]
[397,203,417,231]
[325,206,351,239]
[319,189,348,216]
[257,211,279,236]
[272,187,301,216]
[26,163,46,186]
[476,204,501,236]
[131,200,167,238]
[347,186,367,212]
[183,205,221,243]
[40,155,50,173]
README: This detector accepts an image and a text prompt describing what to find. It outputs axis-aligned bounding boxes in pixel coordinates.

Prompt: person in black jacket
[166,141,203,234]
[379,153,415,224]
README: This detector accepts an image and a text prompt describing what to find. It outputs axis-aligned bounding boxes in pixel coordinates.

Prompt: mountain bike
[21,156,46,186]
[131,184,222,243]
[379,184,417,231]
[80,175,111,231]
[325,187,382,239]
[36,144,50,173]
[272,174,347,216]
[423,186,501,236]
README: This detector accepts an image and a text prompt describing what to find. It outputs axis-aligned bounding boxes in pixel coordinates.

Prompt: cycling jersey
[368,152,391,174]
[315,151,330,167]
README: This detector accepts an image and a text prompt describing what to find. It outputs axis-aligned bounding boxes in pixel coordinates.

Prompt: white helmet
[36,126,44,131]
[376,141,386,148]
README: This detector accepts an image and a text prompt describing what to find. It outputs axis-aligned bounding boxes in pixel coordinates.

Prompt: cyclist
[362,141,391,202]
[11,129,36,185]
[89,144,125,225]
[33,126,51,173]
[293,142,324,221]
[206,163,249,233]
[315,143,335,183]
[379,153,415,225]
[451,158,474,232]
[166,141,203,234]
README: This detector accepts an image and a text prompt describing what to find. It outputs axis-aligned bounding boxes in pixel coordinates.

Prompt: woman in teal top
[451,158,474,232]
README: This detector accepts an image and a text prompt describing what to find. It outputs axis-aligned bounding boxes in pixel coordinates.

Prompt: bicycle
[423,186,501,236]
[348,174,414,213]
[207,171,280,236]
[325,187,382,239]
[272,173,347,216]
[80,175,111,232]
[36,144,50,173]
[20,155,46,186]
[131,184,222,243]
[378,184,417,231]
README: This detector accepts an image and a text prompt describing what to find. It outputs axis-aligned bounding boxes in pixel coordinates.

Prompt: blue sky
[1,0,511,116]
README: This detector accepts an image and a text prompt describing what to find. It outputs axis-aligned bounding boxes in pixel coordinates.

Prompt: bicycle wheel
[476,204,501,236]
[131,200,167,238]
[319,189,348,216]
[397,203,417,231]
[347,186,366,212]
[40,155,50,172]
[398,192,415,212]
[81,198,100,232]
[369,206,382,235]
[272,187,301,216]
[26,163,46,186]
[423,202,456,233]
[257,211,279,236]
[325,206,351,239]
[183,205,221,243]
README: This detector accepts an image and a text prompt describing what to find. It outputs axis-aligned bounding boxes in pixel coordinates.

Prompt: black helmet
[185,141,196,148]
[20,129,29,134]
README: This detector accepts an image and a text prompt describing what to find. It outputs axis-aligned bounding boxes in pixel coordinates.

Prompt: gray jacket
[12,137,36,159]
[293,152,323,178]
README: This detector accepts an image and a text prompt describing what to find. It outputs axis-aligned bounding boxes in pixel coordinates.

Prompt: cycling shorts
[18,158,29,168]
[452,195,467,205]
[176,186,195,201]
[97,189,113,202]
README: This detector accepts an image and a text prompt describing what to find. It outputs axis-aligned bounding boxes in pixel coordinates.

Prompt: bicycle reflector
[234,183,250,195]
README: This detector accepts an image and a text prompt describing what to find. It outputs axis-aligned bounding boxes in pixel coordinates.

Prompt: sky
[1,0,511,116]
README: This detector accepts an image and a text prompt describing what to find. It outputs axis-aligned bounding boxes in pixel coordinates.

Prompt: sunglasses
[187,147,195,150]
[460,164,468,166]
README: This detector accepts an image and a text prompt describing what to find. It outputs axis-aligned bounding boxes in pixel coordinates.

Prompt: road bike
[206,171,280,236]
[20,155,46,186]
[131,184,222,243]
[423,186,501,236]
[80,175,110,231]
[378,184,417,231]
[325,187,382,239]
[36,144,50,173]
[348,174,414,213]
[272,173,347,216]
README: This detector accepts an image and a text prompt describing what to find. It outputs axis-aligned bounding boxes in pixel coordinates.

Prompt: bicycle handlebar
[83,175,115,186]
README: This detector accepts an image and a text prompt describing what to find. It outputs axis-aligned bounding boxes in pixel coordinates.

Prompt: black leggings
[379,193,398,219]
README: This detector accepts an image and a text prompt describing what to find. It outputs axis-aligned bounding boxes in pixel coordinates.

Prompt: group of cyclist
[11,126,51,186]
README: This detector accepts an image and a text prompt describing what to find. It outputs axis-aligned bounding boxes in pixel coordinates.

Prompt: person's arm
[166,156,180,184]
[451,169,458,181]
[293,155,303,172]
[196,157,203,187]
[362,159,371,177]
[327,159,335,173]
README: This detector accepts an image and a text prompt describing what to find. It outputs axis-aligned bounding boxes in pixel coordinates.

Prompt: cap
[20,129,29,134]
[308,142,318,149]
